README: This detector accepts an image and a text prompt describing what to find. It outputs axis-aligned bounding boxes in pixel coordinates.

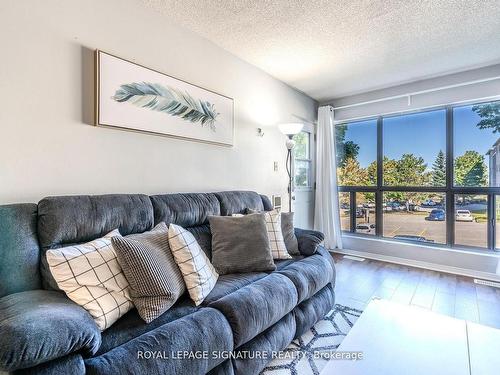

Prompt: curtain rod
[329,75,500,111]
[331,94,500,124]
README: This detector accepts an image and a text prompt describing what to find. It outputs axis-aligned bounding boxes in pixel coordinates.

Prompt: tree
[431,150,446,187]
[472,102,500,133]
[396,154,428,186]
[454,151,487,187]
[337,157,368,186]
[382,155,429,202]
[335,125,360,167]
[367,161,377,186]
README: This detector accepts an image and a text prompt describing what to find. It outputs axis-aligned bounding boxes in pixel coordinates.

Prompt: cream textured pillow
[46,229,133,331]
[168,224,218,305]
[248,209,292,260]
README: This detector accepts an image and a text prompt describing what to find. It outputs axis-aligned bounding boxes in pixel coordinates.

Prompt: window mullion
[376,116,383,236]
[350,192,356,233]
[488,194,495,250]
[446,107,454,247]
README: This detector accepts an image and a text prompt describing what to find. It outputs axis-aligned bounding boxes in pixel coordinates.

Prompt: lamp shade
[278,123,303,136]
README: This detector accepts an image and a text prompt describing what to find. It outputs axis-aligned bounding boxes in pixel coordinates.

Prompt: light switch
[273,161,279,171]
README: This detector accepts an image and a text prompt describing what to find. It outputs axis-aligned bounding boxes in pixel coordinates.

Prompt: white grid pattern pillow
[168,224,218,305]
[46,229,133,330]
[262,210,292,260]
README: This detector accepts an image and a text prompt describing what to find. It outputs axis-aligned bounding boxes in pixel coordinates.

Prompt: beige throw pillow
[168,224,218,305]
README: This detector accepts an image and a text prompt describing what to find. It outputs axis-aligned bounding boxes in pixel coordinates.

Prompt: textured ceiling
[141,0,500,101]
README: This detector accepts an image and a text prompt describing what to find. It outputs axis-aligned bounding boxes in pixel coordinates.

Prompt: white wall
[0,0,317,204]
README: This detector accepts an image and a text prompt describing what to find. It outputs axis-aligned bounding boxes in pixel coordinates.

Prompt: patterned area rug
[261,304,363,375]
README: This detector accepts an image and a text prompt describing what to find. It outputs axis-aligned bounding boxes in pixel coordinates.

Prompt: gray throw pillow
[281,212,300,255]
[111,223,186,323]
[209,214,276,275]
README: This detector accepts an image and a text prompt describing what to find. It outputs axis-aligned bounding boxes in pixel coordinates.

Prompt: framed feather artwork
[95,50,234,146]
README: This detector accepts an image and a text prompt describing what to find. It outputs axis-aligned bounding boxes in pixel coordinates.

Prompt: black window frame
[337,101,500,251]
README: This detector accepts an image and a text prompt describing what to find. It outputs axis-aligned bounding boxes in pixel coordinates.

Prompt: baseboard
[331,248,500,282]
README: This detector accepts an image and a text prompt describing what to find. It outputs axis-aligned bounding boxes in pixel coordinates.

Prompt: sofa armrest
[294,228,325,256]
[0,290,101,372]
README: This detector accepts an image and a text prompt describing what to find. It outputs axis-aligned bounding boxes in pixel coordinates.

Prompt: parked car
[387,202,406,211]
[356,223,375,234]
[394,235,435,243]
[455,210,475,222]
[426,209,445,221]
[423,199,437,206]
[356,208,365,218]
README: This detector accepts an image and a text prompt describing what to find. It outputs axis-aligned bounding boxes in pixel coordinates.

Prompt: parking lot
[341,210,488,248]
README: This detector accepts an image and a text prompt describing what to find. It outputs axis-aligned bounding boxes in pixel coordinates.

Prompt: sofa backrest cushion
[37,194,153,290]
[215,191,266,216]
[0,204,41,298]
[150,193,220,258]
[150,193,220,227]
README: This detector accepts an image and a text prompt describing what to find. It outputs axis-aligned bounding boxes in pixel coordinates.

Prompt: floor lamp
[278,123,303,212]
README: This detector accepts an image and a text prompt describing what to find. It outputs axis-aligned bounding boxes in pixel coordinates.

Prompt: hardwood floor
[331,253,500,329]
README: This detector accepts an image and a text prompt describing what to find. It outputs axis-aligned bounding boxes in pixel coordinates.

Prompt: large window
[337,99,500,251]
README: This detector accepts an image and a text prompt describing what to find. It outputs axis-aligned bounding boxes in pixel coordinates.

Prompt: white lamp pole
[278,123,303,211]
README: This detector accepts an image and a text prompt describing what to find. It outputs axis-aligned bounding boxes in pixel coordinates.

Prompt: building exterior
[487,138,500,187]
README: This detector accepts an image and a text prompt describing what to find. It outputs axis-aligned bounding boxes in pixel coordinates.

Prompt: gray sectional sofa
[0,191,336,375]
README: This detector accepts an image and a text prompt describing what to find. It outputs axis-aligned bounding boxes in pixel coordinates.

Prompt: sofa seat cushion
[202,272,268,305]
[232,312,296,375]
[12,354,85,375]
[97,296,198,356]
[293,282,335,337]
[209,273,298,347]
[85,308,233,375]
[0,290,101,372]
[277,252,334,304]
[273,256,303,271]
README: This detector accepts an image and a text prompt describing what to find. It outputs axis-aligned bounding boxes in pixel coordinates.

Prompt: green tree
[382,157,398,186]
[367,161,377,186]
[335,124,360,167]
[454,151,487,187]
[337,157,368,186]
[472,102,500,133]
[395,154,428,186]
[382,154,429,202]
[431,150,446,187]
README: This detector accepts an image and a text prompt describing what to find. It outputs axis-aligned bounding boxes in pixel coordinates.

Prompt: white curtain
[314,106,343,249]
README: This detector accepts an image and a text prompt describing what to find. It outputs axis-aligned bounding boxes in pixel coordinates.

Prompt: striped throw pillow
[46,229,133,331]
[111,223,186,323]
[168,224,218,305]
